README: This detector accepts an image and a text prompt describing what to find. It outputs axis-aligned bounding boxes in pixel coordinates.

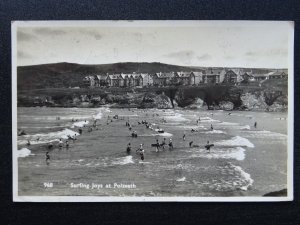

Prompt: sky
[15,21,293,68]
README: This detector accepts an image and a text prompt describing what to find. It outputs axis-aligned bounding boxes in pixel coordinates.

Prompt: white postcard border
[12,20,294,202]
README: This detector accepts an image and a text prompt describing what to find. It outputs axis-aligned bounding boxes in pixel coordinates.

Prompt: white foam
[241,130,287,139]
[204,130,225,134]
[215,136,254,148]
[93,111,103,120]
[219,122,239,126]
[188,147,246,161]
[175,125,205,130]
[165,113,190,122]
[18,128,80,145]
[199,117,220,123]
[176,177,186,182]
[17,148,33,157]
[231,164,254,191]
[240,125,251,130]
[103,108,112,113]
[112,155,134,165]
[71,120,89,128]
[152,132,173,137]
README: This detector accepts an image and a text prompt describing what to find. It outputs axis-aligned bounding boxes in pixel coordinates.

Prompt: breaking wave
[71,120,89,128]
[152,132,173,137]
[165,113,190,122]
[241,130,287,139]
[176,177,186,182]
[187,147,246,161]
[219,122,239,126]
[93,111,103,120]
[215,136,254,148]
[204,130,225,134]
[18,128,79,145]
[17,148,33,158]
[240,125,251,130]
[199,117,220,123]
[111,155,134,165]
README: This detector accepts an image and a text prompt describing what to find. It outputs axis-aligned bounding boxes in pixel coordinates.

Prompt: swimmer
[78,128,83,134]
[27,140,31,146]
[189,141,193,148]
[65,140,69,149]
[161,138,166,150]
[254,122,257,128]
[46,151,50,164]
[205,141,214,153]
[47,142,53,150]
[211,124,214,131]
[169,138,173,150]
[156,139,160,152]
[136,144,145,161]
[58,138,63,149]
[183,133,186,141]
[126,143,131,154]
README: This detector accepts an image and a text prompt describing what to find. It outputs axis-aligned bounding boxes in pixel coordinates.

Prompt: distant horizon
[17,61,288,70]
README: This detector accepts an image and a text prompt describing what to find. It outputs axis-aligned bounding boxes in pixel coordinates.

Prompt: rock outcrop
[185,97,205,109]
[218,101,234,111]
[141,92,173,109]
[241,92,268,111]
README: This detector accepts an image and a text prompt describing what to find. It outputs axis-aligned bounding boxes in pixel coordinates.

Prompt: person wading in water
[136,144,145,161]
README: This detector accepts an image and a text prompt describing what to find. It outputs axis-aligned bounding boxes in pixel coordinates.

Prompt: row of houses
[83,69,288,88]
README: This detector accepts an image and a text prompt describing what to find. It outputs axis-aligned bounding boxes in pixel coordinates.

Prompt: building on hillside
[152,72,174,86]
[83,75,95,87]
[223,70,238,83]
[106,74,121,87]
[203,68,225,84]
[95,74,108,87]
[139,73,153,86]
[131,73,142,86]
[268,71,288,79]
[190,71,203,84]
[240,72,255,83]
[252,73,269,81]
[174,72,195,85]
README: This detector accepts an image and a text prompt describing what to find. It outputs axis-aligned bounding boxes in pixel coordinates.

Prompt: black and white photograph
[12,20,294,202]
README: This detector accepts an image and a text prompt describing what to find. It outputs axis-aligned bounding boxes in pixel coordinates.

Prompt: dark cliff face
[17,83,288,112]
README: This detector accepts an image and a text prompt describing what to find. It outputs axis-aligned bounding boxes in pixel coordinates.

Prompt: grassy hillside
[17,62,204,90]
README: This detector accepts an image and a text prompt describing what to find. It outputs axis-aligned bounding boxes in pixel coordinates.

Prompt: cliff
[17,82,288,112]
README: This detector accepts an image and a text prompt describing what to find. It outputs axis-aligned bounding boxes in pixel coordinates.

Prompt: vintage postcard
[12,20,294,202]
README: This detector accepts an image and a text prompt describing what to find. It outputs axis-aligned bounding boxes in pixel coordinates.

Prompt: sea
[17,107,288,197]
